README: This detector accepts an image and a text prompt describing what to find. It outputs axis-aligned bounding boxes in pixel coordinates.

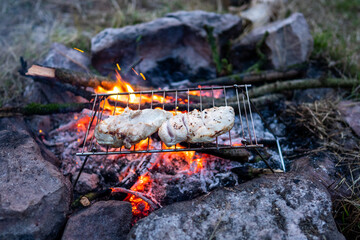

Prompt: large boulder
[165,11,242,55]
[230,13,313,71]
[290,152,351,198]
[91,11,242,87]
[0,128,72,239]
[129,173,344,240]
[62,201,132,240]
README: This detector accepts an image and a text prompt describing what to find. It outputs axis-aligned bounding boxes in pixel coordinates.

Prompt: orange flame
[128,174,152,216]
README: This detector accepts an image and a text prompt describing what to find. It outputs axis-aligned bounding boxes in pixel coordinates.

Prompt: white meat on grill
[158,106,235,147]
[95,107,173,149]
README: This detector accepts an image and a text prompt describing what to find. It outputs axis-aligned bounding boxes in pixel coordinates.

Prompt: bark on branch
[248,78,359,98]
[26,65,117,90]
[189,69,301,87]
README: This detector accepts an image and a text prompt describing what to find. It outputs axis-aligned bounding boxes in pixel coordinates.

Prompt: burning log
[198,148,249,162]
[181,143,250,163]
[0,103,91,117]
[106,94,284,113]
[26,64,117,90]
[189,69,301,87]
[0,94,282,118]
[19,58,94,100]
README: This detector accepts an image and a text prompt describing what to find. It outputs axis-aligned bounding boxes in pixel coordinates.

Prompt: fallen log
[248,78,360,98]
[189,69,301,87]
[108,93,284,113]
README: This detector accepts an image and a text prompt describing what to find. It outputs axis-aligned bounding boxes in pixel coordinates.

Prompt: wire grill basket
[76,84,264,157]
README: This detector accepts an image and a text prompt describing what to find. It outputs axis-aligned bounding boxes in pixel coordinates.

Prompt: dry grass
[287,99,360,238]
[287,0,360,77]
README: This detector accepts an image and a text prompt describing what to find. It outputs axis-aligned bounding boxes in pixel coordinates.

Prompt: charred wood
[111,187,159,210]
[198,148,249,163]
[107,94,284,113]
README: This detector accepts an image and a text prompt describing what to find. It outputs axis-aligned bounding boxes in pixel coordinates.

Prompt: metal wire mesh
[76,84,263,156]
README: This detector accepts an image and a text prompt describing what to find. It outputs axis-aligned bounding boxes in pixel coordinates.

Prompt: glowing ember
[127,174,153,216]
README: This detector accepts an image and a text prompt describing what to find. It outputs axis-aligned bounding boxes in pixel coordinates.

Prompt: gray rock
[166,11,242,55]
[41,42,91,73]
[129,174,344,240]
[231,13,313,71]
[0,128,72,240]
[338,101,360,137]
[72,172,99,194]
[91,11,242,87]
[23,82,81,104]
[290,152,351,198]
[0,117,61,167]
[62,201,132,240]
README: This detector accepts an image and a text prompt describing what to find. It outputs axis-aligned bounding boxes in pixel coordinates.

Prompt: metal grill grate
[76,84,264,157]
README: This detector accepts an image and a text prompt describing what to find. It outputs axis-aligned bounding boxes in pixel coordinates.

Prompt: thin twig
[111,187,159,210]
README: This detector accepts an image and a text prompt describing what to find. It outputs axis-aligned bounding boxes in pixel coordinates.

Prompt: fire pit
[62,79,284,221]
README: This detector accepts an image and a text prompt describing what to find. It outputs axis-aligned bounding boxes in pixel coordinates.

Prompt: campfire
[24,62,282,222]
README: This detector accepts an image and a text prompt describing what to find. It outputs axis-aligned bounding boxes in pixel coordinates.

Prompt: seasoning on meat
[158,106,235,147]
[95,107,173,149]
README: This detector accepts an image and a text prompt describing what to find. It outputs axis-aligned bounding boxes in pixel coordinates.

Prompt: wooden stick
[189,69,301,87]
[249,78,360,98]
[198,148,250,163]
[26,64,117,90]
[19,58,94,100]
[111,187,159,210]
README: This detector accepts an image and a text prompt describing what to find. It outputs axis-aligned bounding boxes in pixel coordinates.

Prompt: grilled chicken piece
[159,106,235,147]
[95,107,172,149]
